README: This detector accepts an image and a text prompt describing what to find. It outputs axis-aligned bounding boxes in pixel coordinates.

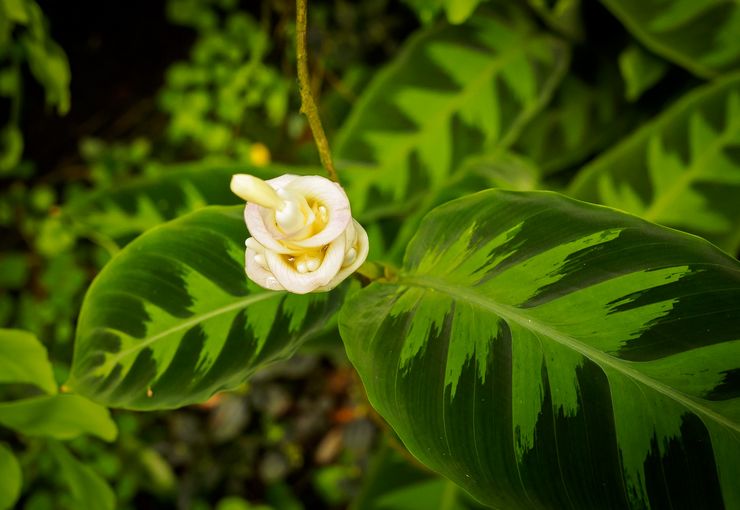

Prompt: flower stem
[296,0,339,182]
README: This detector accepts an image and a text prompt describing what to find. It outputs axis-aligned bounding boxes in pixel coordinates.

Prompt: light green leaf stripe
[600,0,740,78]
[335,5,569,218]
[570,74,740,254]
[340,190,740,509]
[0,394,117,441]
[68,206,345,410]
[0,328,57,394]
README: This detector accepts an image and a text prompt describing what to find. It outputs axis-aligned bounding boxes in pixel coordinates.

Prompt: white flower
[230,173,369,294]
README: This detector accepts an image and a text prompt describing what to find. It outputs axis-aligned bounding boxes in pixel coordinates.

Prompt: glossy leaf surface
[68,206,344,410]
[570,75,740,253]
[336,6,568,217]
[600,0,740,77]
[340,190,740,509]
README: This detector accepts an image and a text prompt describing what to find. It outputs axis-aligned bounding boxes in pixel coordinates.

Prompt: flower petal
[264,234,346,294]
[245,240,285,291]
[317,220,369,292]
[282,176,351,249]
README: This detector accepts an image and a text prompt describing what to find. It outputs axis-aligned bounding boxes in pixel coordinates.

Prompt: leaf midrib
[98,292,282,372]
[399,274,740,434]
[643,124,740,222]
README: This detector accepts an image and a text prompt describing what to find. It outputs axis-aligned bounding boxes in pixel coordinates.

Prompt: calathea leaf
[599,0,740,78]
[335,4,569,219]
[68,206,345,410]
[63,161,317,247]
[514,64,639,177]
[570,74,740,254]
[340,190,740,509]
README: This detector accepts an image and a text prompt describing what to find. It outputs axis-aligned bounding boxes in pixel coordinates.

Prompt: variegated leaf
[335,5,568,220]
[570,74,740,254]
[68,206,345,410]
[514,68,638,176]
[63,161,317,247]
[340,190,740,509]
[600,0,740,78]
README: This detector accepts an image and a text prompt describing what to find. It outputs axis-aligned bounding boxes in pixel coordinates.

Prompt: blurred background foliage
[1,0,738,508]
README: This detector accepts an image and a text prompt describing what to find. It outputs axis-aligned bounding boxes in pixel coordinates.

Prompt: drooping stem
[296,0,339,182]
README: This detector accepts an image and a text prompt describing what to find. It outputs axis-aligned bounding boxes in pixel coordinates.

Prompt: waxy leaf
[68,206,345,410]
[570,74,740,254]
[336,6,568,218]
[340,190,740,509]
[600,0,740,77]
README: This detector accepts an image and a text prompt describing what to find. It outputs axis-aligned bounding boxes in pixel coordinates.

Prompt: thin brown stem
[296,0,339,182]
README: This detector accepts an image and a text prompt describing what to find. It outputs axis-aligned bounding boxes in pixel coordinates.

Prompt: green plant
[2,0,740,508]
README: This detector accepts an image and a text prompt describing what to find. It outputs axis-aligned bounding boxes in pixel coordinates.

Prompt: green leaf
[619,44,669,102]
[340,189,740,509]
[352,443,486,510]
[63,161,317,247]
[527,0,583,40]
[570,74,740,253]
[336,6,569,217]
[68,206,345,410]
[383,151,539,261]
[514,67,638,176]
[600,0,740,78]
[0,328,57,394]
[401,0,488,24]
[48,441,115,510]
[444,0,486,24]
[1,0,30,24]
[0,394,117,441]
[0,124,23,174]
[0,443,22,510]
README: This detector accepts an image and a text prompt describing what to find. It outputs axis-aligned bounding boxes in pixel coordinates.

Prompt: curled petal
[282,176,351,249]
[245,239,285,291]
[317,220,369,292]
[263,234,346,294]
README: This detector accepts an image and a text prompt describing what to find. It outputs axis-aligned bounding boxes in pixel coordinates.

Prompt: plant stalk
[296,0,339,182]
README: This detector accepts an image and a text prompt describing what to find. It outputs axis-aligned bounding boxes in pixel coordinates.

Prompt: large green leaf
[514,66,638,176]
[68,206,345,410]
[570,74,740,254]
[600,0,740,78]
[0,394,116,441]
[0,443,21,510]
[63,161,317,247]
[0,328,57,394]
[335,6,568,217]
[340,190,740,509]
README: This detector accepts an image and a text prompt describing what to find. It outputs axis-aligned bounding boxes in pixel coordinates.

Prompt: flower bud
[231,173,369,294]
